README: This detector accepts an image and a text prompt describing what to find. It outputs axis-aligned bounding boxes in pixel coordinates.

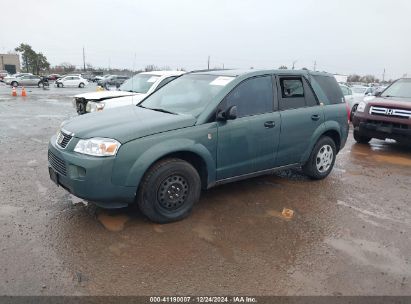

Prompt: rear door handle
[264,121,275,128]
[311,114,321,121]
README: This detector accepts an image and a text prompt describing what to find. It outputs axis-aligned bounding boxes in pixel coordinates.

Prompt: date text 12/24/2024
[149,296,257,303]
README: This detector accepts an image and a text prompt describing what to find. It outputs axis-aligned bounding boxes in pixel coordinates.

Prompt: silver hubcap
[316,145,333,173]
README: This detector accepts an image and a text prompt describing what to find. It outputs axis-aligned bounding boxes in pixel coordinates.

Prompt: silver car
[9,75,44,87]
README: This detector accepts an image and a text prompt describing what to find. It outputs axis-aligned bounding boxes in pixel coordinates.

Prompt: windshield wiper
[137,104,176,114]
[147,107,177,115]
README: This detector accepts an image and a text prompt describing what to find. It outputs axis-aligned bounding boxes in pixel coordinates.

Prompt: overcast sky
[1,0,410,79]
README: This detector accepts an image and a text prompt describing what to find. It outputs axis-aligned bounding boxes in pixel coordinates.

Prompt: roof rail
[186,68,231,74]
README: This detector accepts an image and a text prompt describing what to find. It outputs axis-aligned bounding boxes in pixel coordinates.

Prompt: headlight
[87,101,105,112]
[357,102,366,112]
[74,138,121,156]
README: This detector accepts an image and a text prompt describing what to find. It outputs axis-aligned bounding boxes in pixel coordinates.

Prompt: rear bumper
[48,136,136,208]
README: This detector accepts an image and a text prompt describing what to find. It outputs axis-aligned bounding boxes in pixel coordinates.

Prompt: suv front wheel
[303,136,337,180]
[353,130,371,144]
[137,158,201,223]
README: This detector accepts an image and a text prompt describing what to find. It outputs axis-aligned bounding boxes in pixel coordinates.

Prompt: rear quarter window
[311,75,344,105]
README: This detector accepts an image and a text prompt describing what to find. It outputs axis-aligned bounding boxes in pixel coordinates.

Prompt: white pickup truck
[73,71,185,114]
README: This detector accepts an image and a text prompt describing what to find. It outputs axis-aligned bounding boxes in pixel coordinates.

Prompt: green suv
[48,69,348,223]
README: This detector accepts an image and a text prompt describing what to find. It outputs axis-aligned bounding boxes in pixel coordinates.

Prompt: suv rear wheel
[137,158,201,223]
[303,136,337,180]
[353,130,371,144]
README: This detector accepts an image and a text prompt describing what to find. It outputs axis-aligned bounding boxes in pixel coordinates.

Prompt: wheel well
[322,130,341,152]
[156,151,208,189]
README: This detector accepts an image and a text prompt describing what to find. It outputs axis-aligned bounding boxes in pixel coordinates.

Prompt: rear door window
[279,77,306,110]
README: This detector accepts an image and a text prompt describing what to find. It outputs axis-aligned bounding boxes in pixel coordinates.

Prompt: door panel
[217,112,281,179]
[276,106,324,165]
[216,75,280,180]
[276,76,324,166]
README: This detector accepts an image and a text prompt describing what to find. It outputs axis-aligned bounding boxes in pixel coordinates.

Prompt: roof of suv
[189,68,333,78]
[140,70,186,76]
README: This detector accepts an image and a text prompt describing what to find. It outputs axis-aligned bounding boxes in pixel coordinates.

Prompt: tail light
[345,101,351,122]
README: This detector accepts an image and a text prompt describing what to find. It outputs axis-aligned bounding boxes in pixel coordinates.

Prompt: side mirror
[217,105,237,121]
[374,91,381,97]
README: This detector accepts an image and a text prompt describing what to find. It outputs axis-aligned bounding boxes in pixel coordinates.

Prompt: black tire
[79,82,85,88]
[303,136,337,180]
[350,104,358,121]
[353,130,371,144]
[11,81,18,87]
[58,83,63,88]
[137,158,201,223]
[38,82,43,88]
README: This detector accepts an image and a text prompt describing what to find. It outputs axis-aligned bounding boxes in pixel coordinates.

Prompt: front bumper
[48,136,136,208]
[353,113,411,143]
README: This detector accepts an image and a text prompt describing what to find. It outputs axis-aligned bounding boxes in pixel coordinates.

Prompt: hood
[103,94,147,108]
[367,97,411,109]
[62,105,197,143]
[74,90,137,101]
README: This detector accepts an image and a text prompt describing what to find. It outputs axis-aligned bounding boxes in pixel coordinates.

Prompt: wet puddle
[351,141,411,167]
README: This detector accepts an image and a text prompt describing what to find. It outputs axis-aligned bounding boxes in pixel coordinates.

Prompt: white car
[55,75,88,88]
[73,71,185,114]
[339,84,356,119]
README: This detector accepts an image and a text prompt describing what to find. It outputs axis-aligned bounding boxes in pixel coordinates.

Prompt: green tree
[278,65,288,69]
[15,43,50,75]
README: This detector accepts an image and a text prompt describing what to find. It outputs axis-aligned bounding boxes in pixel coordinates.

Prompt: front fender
[111,124,218,189]
[127,139,216,187]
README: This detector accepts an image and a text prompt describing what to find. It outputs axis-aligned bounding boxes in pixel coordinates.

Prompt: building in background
[0,54,21,74]
[334,74,348,83]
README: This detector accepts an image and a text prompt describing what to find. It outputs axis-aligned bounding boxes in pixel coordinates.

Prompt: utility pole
[207,56,210,70]
[382,68,385,82]
[82,46,86,71]
[313,60,317,71]
[292,60,297,70]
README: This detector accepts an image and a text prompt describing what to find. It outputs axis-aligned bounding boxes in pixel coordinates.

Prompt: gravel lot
[0,82,410,296]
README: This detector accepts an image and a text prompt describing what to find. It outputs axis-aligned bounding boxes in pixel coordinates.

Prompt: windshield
[139,74,235,117]
[381,79,411,98]
[120,74,160,93]
[352,87,367,94]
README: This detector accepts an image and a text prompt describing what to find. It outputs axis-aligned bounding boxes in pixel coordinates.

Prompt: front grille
[48,150,67,176]
[369,106,411,119]
[56,130,72,149]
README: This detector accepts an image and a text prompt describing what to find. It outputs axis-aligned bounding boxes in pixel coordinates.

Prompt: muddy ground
[0,83,410,296]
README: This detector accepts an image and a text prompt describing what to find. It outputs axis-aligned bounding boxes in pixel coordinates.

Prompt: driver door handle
[264,121,275,128]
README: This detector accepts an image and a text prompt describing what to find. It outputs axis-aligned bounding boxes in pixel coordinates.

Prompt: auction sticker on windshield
[147,76,160,83]
[210,76,235,86]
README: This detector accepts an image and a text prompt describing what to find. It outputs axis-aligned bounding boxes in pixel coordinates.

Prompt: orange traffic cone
[12,87,17,97]
[21,87,27,97]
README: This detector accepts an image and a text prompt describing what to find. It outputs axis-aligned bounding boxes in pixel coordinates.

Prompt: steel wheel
[316,144,333,173]
[157,174,189,211]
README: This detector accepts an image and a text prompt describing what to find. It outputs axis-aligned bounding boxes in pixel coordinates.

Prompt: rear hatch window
[311,75,344,105]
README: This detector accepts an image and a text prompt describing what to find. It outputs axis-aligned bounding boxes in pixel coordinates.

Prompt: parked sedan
[339,84,356,120]
[4,73,33,85]
[47,74,61,81]
[9,75,45,87]
[98,75,130,88]
[55,76,89,88]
